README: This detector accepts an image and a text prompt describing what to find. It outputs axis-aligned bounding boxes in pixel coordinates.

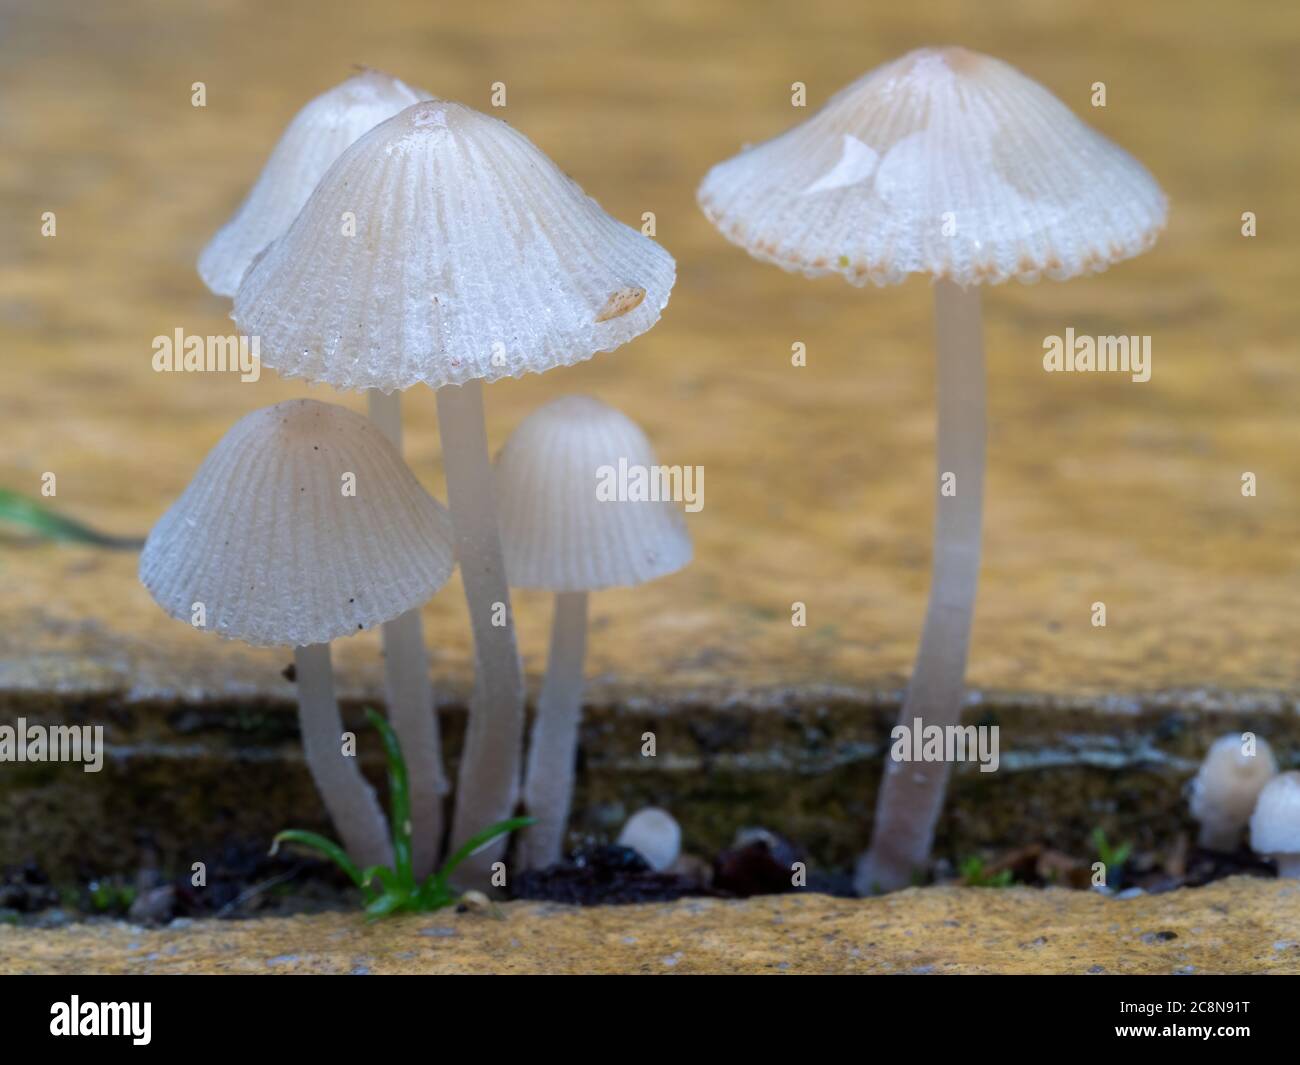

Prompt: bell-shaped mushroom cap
[1250,771,1300,856]
[233,101,675,393]
[494,395,692,592]
[698,46,1167,287]
[139,399,455,648]
[198,69,431,298]
[1189,733,1278,828]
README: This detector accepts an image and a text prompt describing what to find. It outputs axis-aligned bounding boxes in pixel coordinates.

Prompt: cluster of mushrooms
[142,70,687,883]
[139,49,1293,896]
[1190,736,1300,878]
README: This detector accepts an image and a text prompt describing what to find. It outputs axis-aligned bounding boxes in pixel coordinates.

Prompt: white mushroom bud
[1188,733,1278,852]
[1250,771,1300,878]
[617,808,683,873]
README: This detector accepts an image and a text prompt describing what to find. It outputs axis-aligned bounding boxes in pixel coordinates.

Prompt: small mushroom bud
[1250,771,1300,878]
[617,807,683,873]
[1188,733,1278,852]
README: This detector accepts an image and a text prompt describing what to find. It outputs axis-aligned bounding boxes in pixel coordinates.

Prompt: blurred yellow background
[2,0,1297,706]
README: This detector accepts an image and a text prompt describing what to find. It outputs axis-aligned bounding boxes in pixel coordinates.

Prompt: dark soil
[0,831,1281,927]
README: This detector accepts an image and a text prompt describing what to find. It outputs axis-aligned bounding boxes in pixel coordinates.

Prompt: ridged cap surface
[698,47,1167,286]
[140,399,454,647]
[495,396,692,592]
[199,69,430,297]
[234,102,675,391]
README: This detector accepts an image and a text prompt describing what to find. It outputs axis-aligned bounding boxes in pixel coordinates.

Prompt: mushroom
[696,47,1167,893]
[494,396,692,868]
[234,103,675,880]
[617,807,683,873]
[196,67,450,875]
[139,399,455,869]
[198,68,429,298]
[1188,733,1278,852]
[1250,771,1300,878]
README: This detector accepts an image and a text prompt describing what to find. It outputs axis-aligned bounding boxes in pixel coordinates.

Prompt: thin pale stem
[294,643,393,870]
[1196,817,1244,854]
[437,379,526,886]
[856,278,985,895]
[367,389,446,878]
[520,591,589,869]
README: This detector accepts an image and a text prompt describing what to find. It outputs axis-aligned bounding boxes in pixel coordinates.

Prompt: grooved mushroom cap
[494,395,693,592]
[697,46,1168,287]
[1189,734,1278,828]
[199,69,431,298]
[139,399,455,647]
[233,102,676,392]
[1250,771,1300,857]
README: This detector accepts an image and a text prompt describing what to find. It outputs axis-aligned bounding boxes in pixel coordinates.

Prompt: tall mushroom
[697,47,1167,892]
[139,399,456,869]
[234,101,675,881]
[494,396,693,868]
[196,68,451,875]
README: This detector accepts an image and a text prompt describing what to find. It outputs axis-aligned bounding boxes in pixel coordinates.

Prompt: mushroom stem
[520,591,589,869]
[367,389,446,877]
[857,278,985,895]
[1196,817,1244,854]
[437,379,526,884]
[293,642,394,870]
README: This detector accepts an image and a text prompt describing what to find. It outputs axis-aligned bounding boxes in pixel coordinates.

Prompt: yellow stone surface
[2,0,1298,705]
[2,878,1296,974]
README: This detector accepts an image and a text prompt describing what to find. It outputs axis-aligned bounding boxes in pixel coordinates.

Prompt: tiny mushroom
[1188,733,1278,852]
[198,67,429,298]
[494,396,693,869]
[617,807,683,873]
[234,102,675,881]
[697,46,1167,893]
[197,66,447,873]
[1250,771,1300,879]
[139,399,455,870]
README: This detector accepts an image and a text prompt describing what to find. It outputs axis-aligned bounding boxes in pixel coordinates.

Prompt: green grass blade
[270,830,367,890]
[0,489,142,549]
[433,816,535,891]
[365,891,407,919]
[364,707,413,890]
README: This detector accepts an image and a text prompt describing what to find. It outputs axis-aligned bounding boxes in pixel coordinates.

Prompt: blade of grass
[365,892,406,919]
[0,489,143,549]
[270,830,367,890]
[431,816,535,892]
[365,707,413,889]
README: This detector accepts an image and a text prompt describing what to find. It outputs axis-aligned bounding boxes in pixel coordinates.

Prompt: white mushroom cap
[1250,771,1300,860]
[698,46,1167,287]
[198,69,430,298]
[1188,733,1278,851]
[617,807,682,872]
[495,395,693,592]
[234,102,675,392]
[140,399,455,647]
